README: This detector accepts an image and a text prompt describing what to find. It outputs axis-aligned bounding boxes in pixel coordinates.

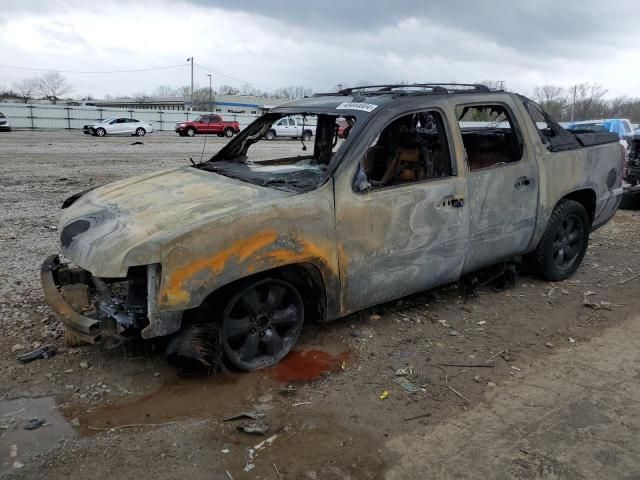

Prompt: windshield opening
[198,113,356,192]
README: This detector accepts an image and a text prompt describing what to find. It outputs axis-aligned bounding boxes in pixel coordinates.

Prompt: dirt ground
[1,130,640,480]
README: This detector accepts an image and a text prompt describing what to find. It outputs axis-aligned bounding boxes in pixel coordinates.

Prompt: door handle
[515,176,533,188]
[440,196,465,208]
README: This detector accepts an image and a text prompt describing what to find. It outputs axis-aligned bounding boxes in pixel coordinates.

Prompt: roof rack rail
[314,83,493,97]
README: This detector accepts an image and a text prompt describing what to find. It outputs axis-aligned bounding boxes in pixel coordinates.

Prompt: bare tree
[218,84,240,95]
[533,85,568,120]
[153,85,180,98]
[37,71,72,104]
[272,85,313,100]
[133,92,152,104]
[12,78,40,103]
[570,83,607,121]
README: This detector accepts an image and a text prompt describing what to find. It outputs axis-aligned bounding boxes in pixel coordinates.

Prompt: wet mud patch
[59,336,352,436]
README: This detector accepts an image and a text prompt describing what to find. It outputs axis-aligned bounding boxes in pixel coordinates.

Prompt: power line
[0,63,187,74]
[195,63,274,92]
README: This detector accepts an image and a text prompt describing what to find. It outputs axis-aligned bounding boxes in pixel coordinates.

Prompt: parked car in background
[566,119,634,140]
[42,84,623,372]
[0,112,11,132]
[264,116,316,140]
[175,115,240,137]
[84,117,153,137]
[566,119,634,155]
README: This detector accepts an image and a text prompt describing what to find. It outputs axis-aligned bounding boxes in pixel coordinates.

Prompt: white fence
[0,102,260,131]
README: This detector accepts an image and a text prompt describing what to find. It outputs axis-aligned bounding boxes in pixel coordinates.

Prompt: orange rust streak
[161,230,278,304]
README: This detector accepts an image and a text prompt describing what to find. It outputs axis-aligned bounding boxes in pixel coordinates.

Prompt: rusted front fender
[40,254,100,344]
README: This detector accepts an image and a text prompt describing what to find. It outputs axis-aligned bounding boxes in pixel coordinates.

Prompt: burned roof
[271,83,502,114]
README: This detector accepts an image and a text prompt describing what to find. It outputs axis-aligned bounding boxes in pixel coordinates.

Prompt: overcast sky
[1,0,638,99]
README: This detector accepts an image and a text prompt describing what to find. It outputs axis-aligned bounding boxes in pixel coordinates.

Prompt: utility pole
[186,57,194,110]
[337,83,342,92]
[570,85,577,122]
[207,74,212,112]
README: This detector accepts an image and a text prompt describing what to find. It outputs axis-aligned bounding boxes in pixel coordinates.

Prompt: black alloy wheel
[221,278,304,371]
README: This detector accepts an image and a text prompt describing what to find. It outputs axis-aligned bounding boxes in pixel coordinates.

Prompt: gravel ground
[1,130,640,479]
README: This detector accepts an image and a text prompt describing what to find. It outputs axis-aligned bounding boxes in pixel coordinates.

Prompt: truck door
[334,108,469,314]
[456,102,539,273]
[210,115,223,134]
[274,117,293,137]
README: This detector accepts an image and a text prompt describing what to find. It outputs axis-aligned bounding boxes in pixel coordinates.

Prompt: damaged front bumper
[41,254,182,345]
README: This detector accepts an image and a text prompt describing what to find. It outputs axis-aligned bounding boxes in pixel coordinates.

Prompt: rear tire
[528,199,590,281]
[302,131,312,141]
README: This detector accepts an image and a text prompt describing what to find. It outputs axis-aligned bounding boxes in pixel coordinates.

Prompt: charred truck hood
[60,166,292,277]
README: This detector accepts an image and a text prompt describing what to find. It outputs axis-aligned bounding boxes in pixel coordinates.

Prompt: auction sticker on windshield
[336,102,378,113]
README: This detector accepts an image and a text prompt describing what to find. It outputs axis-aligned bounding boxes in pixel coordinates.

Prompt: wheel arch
[560,188,596,224]
[184,262,328,326]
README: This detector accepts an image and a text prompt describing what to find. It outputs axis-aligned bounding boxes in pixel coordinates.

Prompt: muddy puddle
[60,338,351,436]
[0,396,75,475]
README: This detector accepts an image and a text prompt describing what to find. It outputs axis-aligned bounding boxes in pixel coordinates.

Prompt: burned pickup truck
[42,83,623,371]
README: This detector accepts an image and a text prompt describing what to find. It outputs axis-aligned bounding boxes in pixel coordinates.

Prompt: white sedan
[83,117,153,137]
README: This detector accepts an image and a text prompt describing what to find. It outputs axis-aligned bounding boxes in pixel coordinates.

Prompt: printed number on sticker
[336,102,378,113]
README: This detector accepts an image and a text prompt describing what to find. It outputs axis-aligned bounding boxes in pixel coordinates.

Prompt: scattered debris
[394,376,419,393]
[618,272,640,285]
[439,362,495,368]
[70,418,80,427]
[369,314,381,322]
[80,361,89,369]
[226,470,235,480]
[153,372,160,377]
[569,337,576,344]
[237,422,268,435]
[11,344,25,353]
[17,345,57,363]
[511,366,522,371]
[395,366,413,376]
[273,463,284,480]
[473,375,481,383]
[292,401,311,407]
[477,320,486,325]
[379,390,389,400]
[13,461,24,469]
[23,418,45,430]
[545,342,554,348]
[403,413,431,422]
[254,434,278,450]
[223,411,266,422]
[487,382,497,387]
[87,421,179,431]
[434,366,471,404]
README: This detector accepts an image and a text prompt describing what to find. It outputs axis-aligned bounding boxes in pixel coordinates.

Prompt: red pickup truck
[175,114,240,137]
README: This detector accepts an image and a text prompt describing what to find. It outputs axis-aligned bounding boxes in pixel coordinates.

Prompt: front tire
[135,127,146,137]
[221,278,304,371]
[529,199,590,281]
[95,128,106,137]
[186,128,196,137]
[224,128,234,138]
[265,130,276,141]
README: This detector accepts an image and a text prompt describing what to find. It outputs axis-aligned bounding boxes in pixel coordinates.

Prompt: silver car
[0,112,11,132]
[83,117,153,137]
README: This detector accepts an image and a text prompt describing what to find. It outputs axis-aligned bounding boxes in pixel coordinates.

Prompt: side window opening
[456,104,523,171]
[522,98,582,152]
[355,110,453,192]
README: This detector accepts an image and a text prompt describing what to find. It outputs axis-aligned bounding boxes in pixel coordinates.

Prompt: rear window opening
[199,113,356,192]
[456,104,523,171]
